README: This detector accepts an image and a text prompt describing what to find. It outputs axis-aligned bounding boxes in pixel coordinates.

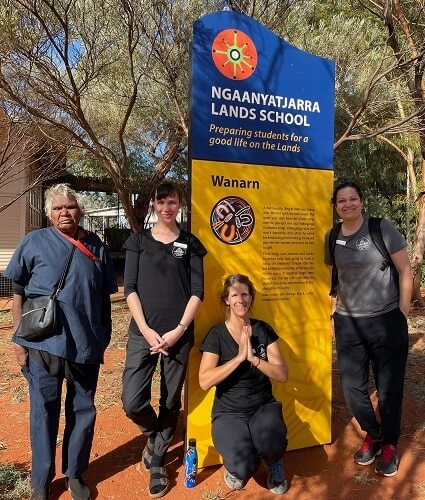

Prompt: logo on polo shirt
[356,237,371,251]
[172,241,187,258]
[256,343,267,360]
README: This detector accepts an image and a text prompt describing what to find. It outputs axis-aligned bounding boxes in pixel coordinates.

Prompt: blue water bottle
[184,438,198,488]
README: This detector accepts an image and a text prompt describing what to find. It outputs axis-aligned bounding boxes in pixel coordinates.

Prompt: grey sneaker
[375,444,399,477]
[267,459,288,495]
[224,467,245,490]
[354,434,382,466]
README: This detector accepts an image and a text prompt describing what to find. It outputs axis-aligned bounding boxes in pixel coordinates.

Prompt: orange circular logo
[212,29,257,80]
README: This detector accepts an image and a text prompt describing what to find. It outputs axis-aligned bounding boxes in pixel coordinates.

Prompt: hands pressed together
[145,326,183,356]
[236,324,256,365]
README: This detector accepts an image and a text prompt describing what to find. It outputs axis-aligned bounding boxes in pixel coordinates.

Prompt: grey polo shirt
[324,217,406,317]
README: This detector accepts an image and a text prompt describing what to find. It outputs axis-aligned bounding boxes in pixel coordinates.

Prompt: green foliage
[333,137,413,235]
[0,464,31,500]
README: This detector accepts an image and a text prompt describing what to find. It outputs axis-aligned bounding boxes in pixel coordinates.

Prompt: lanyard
[56,228,101,262]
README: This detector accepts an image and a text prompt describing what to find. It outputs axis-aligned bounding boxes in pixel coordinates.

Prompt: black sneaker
[266,459,288,495]
[65,477,91,500]
[375,444,399,477]
[354,434,382,465]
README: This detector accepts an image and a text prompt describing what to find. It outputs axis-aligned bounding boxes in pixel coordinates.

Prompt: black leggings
[334,308,408,445]
[212,401,287,481]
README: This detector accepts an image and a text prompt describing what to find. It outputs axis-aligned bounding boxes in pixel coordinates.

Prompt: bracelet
[252,357,260,368]
[178,322,187,330]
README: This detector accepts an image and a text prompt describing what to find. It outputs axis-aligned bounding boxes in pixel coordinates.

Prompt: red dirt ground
[1,305,425,500]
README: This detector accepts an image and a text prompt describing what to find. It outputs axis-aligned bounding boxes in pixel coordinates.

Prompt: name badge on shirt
[336,239,346,246]
[172,241,187,258]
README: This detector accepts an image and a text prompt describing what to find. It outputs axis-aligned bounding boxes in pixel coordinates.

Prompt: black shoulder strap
[53,245,76,298]
[368,217,393,270]
[328,221,342,297]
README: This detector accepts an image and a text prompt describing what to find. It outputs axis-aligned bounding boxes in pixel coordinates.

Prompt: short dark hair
[331,180,364,205]
[220,274,256,307]
[151,181,183,203]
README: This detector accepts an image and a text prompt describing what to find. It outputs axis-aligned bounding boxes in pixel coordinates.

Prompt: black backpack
[328,217,398,297]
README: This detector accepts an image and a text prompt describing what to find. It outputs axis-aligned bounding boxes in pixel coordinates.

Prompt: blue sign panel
[191,12,335,169]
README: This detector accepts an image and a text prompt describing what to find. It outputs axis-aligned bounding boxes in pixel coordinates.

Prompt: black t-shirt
[123,229,207,335]
[200,319,278,415]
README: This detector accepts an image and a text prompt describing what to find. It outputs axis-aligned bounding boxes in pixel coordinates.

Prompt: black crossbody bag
[15,246,76,341]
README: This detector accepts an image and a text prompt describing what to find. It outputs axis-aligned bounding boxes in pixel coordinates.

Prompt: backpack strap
[368,217,393,271]
[328,221,342,297]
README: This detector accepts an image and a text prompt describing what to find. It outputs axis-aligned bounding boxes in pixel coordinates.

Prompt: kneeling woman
[199,274,289,495]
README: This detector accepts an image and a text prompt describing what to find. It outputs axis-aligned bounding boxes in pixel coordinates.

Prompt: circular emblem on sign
[210,196,255,245]
[212,29,257,80]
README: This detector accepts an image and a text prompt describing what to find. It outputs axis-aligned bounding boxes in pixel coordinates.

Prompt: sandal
[142,437,155,471]
[149,466,169,498]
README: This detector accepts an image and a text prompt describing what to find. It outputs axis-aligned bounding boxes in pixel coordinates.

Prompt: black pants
[212,401,288,481]
[23,349,99,488]
[121,331,193,459]
[334,308,408,446]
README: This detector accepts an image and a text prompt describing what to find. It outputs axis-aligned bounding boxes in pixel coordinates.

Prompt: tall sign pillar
[187,11,335,467]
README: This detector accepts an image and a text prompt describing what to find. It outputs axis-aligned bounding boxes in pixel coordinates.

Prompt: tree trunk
[112,175,139,233]
[411,157,425,305]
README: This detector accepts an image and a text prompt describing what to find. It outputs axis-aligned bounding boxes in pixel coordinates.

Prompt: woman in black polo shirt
[121,181,206,498]
[199,274,289,495]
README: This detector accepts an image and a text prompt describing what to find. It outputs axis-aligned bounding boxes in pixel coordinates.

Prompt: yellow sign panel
[187,160,333,467]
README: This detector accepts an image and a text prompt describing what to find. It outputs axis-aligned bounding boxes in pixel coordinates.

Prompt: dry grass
[414,481,425,496]
[0,464,31,499]
[202,482,226,499]
[352,471,379,486]
[0,309,12,324]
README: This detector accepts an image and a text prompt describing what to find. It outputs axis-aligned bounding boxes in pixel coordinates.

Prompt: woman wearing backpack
[325,180,412,477]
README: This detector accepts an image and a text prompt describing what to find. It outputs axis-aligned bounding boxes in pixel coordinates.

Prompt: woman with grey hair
[4,183,117,500]
[44,183,86,217]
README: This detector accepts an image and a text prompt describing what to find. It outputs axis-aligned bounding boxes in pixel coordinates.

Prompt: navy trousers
[334,307,408,445]
[22,350,99,488]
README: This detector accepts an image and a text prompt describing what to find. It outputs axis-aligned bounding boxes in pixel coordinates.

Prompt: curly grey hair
[44,183,86,217]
